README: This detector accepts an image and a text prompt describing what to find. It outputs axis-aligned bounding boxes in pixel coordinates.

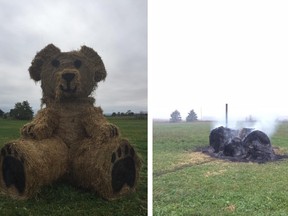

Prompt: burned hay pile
[201,126,287,163]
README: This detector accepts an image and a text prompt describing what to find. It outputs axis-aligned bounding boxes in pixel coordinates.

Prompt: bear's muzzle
[57,69,81,98]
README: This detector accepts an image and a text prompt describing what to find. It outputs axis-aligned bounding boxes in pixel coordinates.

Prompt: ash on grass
[198,146,288,164]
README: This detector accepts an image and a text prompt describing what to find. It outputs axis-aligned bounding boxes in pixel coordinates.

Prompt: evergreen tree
[170,110,181,123]
[186,109,198,122]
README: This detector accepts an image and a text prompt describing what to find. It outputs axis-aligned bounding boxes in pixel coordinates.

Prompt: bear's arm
[21,108,59,140]
[81,107,119,142]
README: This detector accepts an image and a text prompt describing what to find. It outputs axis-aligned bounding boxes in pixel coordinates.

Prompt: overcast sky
[149,0,288,123]
[0,0,147,114]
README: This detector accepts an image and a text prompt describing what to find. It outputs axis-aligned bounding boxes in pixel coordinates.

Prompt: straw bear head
[29,44,107,100]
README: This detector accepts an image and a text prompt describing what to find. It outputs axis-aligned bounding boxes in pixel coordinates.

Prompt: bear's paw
[1,143,26,194]
[111,143,136,193]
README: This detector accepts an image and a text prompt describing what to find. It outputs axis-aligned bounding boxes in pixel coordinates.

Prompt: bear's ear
[29,44,61,81]
[80,45,107,82]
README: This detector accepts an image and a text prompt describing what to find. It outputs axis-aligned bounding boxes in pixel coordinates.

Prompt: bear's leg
[70,138,141,200]
[0,137,68,199]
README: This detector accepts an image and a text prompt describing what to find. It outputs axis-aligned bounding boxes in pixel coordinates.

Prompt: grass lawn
[0,117,147,216]
[153,121,288,216]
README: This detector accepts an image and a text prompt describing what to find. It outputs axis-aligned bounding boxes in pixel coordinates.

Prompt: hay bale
[223,137,245,157]
[209,126,238,152]
[208,127,277,163]
[70,138,141,200]
[243,130,275,161]
[0,137,68,199]
[29,44,106,101]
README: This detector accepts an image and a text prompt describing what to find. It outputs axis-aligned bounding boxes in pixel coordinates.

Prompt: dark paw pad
[1,143,25,194]
[111,144,136,193]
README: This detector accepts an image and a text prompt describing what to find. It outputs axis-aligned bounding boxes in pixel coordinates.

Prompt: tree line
[0,101,34,120]
[111,110,147,119]
[0,101,147,120]
[170,109,198,123]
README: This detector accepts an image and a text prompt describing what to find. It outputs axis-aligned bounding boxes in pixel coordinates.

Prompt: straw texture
[0,44,141,200]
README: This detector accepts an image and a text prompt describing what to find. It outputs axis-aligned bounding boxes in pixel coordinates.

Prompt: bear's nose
[62,73,75,82]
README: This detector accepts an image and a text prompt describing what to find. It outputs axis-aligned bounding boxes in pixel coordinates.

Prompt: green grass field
[0,117,147,216]
[153,121,288,216]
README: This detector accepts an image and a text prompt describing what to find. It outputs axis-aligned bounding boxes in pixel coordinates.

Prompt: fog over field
[150,1,288,127]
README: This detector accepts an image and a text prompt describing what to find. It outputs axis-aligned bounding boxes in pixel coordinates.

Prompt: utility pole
[225,103,228,128]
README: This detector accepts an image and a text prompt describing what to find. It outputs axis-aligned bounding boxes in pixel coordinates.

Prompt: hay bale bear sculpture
[0,44,141,200]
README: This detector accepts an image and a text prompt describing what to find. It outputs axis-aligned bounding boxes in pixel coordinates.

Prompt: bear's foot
[1,143,25,194]
[111,143,136,193]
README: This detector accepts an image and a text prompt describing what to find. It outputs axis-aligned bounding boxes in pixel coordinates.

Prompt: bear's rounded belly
[56,115,86,147]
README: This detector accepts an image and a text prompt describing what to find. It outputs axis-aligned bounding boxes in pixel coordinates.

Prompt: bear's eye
[51,59,60,67]
[74,59,82,68]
